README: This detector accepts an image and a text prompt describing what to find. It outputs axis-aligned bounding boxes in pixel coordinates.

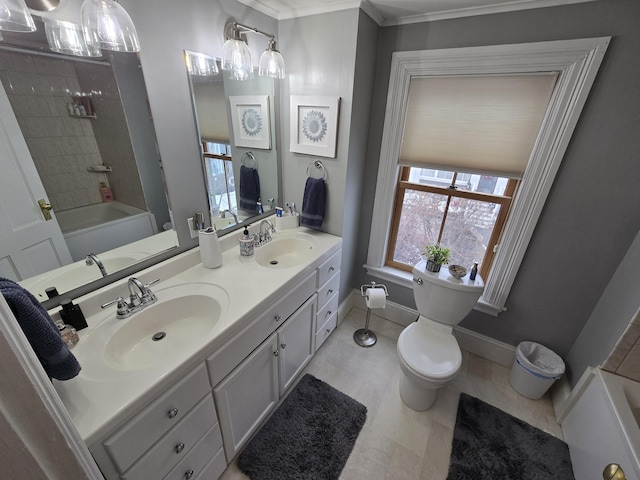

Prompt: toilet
[397,260,484,410]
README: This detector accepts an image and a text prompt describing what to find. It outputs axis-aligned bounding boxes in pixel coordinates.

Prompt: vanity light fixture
[0,0,37,32]
[80,0,139,52]
[222,21,285,80]
[185,50,219,76]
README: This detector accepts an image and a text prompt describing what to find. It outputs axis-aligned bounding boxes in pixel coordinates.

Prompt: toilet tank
[412,260,484,325]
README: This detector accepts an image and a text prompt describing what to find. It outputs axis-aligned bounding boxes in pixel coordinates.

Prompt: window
[387,168,517,280]
[365,38,609,315]
[202,141,235,214]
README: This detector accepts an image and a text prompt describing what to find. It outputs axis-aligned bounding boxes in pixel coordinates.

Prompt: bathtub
[56,202,157,262]
[562,368,640,480]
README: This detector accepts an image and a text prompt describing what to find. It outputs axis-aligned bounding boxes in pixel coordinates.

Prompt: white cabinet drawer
[122,395,216,480]
[316,290,339,334]
[164,425,225,480]
[207,271,315,386]
[104,364,210,473]
[317,249,341,288]
[315,310,337,351]
[317,273,339,312]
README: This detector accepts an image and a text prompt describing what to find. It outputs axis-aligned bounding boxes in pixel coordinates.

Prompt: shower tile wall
[0,50,145,212]
[601,306,640,381]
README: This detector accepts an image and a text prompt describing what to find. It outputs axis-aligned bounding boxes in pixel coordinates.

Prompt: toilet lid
[398,322,462,379]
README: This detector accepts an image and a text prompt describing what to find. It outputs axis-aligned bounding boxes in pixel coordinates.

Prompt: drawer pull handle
[329,266,335,272]
[326,310,332,316]
[273,350,279,357]
[175,442,185,454]
[280,343,287,349]
[185,469,194,479]
[274,314,281,322]
[327,289,333,295]
[326,328,331,334]
[168,408,179,419]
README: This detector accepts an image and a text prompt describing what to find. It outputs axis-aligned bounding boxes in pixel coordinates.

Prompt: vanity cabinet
[315,249,341,351]
[213,294,316,461]
[90,364,226,480]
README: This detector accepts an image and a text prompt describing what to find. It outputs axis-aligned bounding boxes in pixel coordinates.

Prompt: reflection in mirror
[0,38,176,302]
[184,50,279,233]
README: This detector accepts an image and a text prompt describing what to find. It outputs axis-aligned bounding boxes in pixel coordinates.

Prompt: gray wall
[356,0,640,385]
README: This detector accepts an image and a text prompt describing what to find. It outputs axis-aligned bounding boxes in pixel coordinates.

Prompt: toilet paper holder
[354,282,388,348]
[359,281,389,298]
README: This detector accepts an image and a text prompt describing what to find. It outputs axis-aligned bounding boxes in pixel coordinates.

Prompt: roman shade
[193,82,230,144]
[399,74,558,178]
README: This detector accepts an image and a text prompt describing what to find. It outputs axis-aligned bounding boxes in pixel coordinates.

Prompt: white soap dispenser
[199,227,223,268]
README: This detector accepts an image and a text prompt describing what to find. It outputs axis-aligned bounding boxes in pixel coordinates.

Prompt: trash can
[509,341,565,399]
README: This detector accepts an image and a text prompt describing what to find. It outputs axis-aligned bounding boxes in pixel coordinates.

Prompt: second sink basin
[254,235,318,268]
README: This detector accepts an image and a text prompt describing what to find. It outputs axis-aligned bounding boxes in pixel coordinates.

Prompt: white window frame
[365,38,610,315]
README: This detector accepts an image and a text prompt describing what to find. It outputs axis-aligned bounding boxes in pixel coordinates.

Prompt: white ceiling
[236,0,596,26]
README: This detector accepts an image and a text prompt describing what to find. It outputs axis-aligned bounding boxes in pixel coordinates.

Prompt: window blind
[399,74,558,178]
[193,82,230,143]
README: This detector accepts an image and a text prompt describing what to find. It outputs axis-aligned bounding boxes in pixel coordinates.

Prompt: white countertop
[52,224,341,445]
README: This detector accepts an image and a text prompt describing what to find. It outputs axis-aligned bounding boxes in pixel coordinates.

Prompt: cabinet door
[213,335,279,462]
[278,295,316,396]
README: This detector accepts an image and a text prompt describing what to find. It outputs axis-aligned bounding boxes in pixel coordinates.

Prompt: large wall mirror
[184,50,279,229]
[0,22,177,302]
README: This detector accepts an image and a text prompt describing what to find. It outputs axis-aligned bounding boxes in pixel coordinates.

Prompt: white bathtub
[56,202,157,262]
[562,368,640,480]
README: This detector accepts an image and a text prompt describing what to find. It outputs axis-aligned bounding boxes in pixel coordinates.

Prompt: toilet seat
[397,321,462,380]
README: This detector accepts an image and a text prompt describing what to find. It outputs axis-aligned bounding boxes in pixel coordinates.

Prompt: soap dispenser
[239,226,255,258]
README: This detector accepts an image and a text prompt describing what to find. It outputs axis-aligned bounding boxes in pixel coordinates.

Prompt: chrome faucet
[85,253,108,277]
[257,219,276,246]
[220,209,238,224]
[101,277,159,319]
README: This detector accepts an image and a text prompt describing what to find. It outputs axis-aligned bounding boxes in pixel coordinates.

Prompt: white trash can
[509,341,565,400]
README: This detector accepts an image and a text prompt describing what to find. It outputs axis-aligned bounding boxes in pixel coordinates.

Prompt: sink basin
[254,235,318,268]
[74,282,228,376]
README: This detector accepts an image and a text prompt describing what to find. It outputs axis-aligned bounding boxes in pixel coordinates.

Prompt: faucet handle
[141,278,160,305]
[101,297,131,319]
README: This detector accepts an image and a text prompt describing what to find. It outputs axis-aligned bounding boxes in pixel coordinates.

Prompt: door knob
[38,199,53,221]
[603,464,626,480]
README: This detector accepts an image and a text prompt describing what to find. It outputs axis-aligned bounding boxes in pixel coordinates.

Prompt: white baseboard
[350,288,418,327]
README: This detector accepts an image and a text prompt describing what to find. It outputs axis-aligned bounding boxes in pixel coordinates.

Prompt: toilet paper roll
[365,288,386,309]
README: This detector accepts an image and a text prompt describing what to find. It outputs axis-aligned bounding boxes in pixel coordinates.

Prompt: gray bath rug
[237,373,367,480]
[447,393,574,480]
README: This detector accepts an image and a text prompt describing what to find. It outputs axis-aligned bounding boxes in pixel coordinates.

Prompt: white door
[278,295,315,396]
[0,82,72,282]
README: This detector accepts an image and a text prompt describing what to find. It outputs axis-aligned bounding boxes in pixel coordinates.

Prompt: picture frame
[290,95,340,158]
[229,95,271,149]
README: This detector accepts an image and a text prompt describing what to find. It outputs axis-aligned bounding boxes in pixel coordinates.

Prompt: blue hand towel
[239,165,261,213]
[0,278,81,381]
[300,177,326,230]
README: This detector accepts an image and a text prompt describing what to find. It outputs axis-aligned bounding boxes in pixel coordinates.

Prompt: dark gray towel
[300,177,326,230]
[0,278,80,381]
[239,165,261,213]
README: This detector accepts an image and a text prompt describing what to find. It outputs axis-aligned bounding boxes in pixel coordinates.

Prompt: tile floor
[220,307,564,480]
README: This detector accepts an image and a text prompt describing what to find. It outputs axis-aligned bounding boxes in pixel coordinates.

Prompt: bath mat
[237,373,367,480]
[447,393,574,480]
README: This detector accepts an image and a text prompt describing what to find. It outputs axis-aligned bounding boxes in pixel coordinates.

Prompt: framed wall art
[290,95,340,157]
[229,95,271,149]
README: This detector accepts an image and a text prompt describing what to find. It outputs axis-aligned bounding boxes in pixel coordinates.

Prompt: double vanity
[52,223,342,480]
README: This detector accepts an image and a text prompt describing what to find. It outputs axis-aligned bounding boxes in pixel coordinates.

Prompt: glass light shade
[221,38,253,81]
[0,0,36,32]
[44,19,101,56]
[185,51,219,76]
[259,48,285,79]
[81,0,140,52]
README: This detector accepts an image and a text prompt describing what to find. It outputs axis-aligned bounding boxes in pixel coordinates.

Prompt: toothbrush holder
[275,213,300,230]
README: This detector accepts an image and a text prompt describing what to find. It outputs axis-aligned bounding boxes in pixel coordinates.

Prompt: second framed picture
[290,95,340,158]
[229,95,271,149]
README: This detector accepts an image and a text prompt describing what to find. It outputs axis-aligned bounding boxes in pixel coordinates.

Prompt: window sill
[363,264,504,317]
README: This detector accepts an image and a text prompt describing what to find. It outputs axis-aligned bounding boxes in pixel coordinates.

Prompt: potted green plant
[424,244,451,272]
